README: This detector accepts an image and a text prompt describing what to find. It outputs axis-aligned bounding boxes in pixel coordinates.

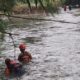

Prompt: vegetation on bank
[63,0,80,6]
[0,0,61,15]
[0,0,63,33]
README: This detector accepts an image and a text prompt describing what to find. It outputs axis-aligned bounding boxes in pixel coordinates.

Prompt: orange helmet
[19,44,26,49]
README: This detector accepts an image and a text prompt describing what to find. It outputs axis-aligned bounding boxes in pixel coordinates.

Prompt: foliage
[0,0,16,15]
[0,0,61,14]
[60,0,66,5]
[63,0,80,5]
[0,19,8,33]
[45,0,60,13]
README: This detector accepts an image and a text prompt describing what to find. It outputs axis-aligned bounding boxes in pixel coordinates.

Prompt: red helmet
[19,44,26,49]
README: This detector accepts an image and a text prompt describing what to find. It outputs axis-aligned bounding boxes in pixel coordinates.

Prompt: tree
[0,0,16,15]
[0,0,60,15]
[64,0,80,5]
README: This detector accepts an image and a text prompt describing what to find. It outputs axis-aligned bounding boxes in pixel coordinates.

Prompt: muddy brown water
[0,9,80,80]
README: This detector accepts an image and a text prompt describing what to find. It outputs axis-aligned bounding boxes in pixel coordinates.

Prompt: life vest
[22,55,31,63]
[5,68,10,77]
[10,61,21,69]
[18,51,32,63]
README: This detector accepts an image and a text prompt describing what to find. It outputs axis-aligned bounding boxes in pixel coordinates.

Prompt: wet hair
[5,58,11,66]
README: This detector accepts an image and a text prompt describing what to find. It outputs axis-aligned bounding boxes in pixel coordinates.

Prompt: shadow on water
[0,33,5,42]
[22,37,42,44]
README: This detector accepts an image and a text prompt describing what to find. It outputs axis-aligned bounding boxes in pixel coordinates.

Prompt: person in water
[5,58,23,77]
[64,5,67,11]
[69,5,72,10]
[18,44,32,63]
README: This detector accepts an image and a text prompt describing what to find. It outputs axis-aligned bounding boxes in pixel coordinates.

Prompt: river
[0,9,80,80]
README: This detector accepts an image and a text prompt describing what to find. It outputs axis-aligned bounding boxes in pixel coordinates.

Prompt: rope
[9,33,16,60]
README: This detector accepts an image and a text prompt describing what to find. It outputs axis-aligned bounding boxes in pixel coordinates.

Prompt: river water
[0,9,80,80]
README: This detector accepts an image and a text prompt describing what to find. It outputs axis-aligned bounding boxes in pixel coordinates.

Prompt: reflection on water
[0,9,80,80]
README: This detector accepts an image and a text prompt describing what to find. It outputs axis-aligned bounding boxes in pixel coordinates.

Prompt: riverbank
[13,5,45,15]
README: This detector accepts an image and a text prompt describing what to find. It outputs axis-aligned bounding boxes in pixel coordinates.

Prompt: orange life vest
[5,68,10,77]
[21,55,32,63]
[10,61,16,64]
[5,61,17,76]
